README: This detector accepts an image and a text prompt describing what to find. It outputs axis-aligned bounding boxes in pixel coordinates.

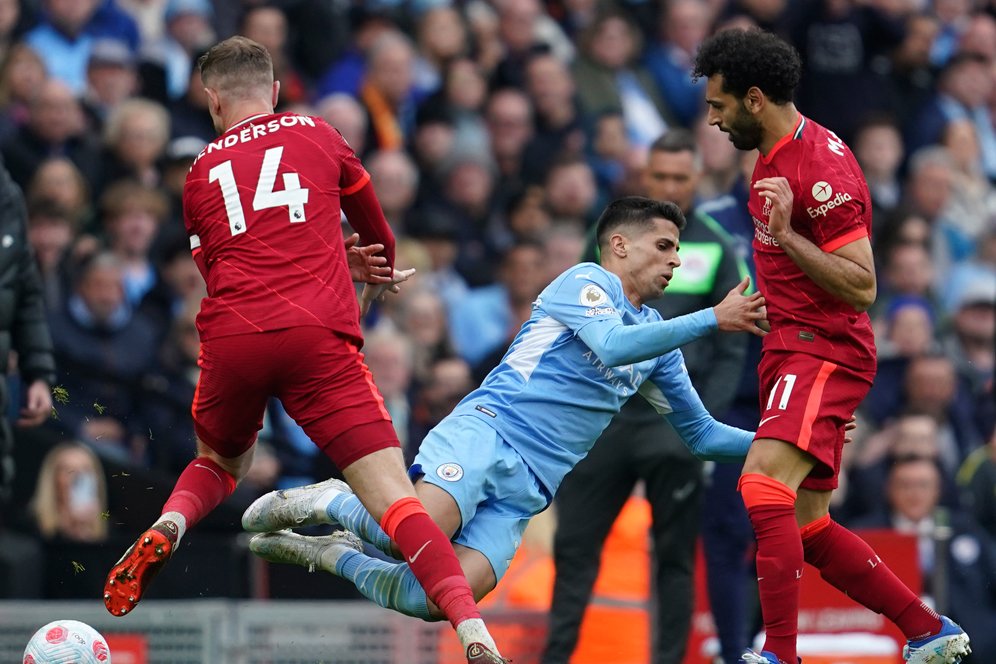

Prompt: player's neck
[759,103,800,156]
[221,102,275,134]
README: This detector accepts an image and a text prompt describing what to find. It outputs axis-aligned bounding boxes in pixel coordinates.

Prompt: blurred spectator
[47,251,158,464]
[449,239,546,373]
[412,6,470,98]
[491,0,547,90]
[431,57,490,157]
[0,154,56,508]
[0,43,47,140]
[540,222,585,286]
[885,11,939,132]
[366,149,419,233]
[465,0,504,77]
[958,429,996,540]
[315,93,369,157]
[28,441,108,543]
[906,52,996,181]
[26,157,94,233]
[521,52,586,185]
[99,180,169,311]
[0,0,21,65]
[26,197,78,311]
[409,104,456,204]
[239,6,306,108]
[694,113,742,201]
[406,208,469,312]
[844,412,957,522]
[853,115,905,222]
[1,79,102,191]
[876,228,938,315]
[409,355,474,446]
[313,8,397,100]
[543,156,600,225]
[358,30,418,153]
[941,271,996,441]
[167,56,214,141]
[98,98,170,192]
[929,0,973,67]
[505,186,553,243]
[160,135,204,225]
[117,0,168,45]
[940,119,996,238]
[957,12,996,61]
[145,0,215,100]
[24,0,127,94]
[363,328,415,455]
[394,287,457,388]
[644,0,711,128]
[139,296,198,472]
[852,456,996,663]
[138,234,204,335]
[572,8,675,149]
[82,38,139,134]
[484,87,534,203]
[903,147,967,282]
[879,296,939,359]
[787,0,905,144]
[587,111,630,202]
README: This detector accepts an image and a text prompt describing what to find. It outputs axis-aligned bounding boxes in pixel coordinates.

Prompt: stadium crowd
[0,0,992,660]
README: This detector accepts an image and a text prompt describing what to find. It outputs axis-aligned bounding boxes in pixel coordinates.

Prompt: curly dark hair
[692,28,801,104]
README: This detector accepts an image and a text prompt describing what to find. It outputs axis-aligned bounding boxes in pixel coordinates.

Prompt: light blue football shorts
[410,414,549,582]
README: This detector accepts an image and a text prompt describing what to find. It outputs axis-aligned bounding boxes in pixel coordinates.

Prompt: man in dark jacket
[543,129,750,664]
[0,156,57,506]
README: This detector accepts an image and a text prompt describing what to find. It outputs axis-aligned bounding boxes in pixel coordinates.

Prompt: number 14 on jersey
[209,146,310,235]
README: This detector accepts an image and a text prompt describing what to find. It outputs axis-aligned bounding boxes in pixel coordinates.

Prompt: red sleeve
[341,179,395,271]
[182,174,210,282]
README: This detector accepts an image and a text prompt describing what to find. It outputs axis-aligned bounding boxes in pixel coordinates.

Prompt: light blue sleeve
[542,264,718,367]
[638,352,754,462]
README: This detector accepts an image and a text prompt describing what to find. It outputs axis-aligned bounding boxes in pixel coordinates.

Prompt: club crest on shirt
[436,463,464,482]
[579,284,608,307]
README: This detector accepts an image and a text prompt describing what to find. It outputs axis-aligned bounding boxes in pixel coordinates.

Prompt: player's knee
[738,473,796,509]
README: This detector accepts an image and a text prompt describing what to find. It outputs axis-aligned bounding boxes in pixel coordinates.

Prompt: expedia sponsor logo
[436,463,464,482]
[807,190,852,218]
[753,216,779,247]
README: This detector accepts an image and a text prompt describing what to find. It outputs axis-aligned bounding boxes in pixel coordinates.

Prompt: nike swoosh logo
[408,539,432,564]
[758,415,781,427]
[194,463,222,482]
[672,480,696,501]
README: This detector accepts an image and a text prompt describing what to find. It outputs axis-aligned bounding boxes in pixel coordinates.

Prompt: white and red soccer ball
[23,620,111,664]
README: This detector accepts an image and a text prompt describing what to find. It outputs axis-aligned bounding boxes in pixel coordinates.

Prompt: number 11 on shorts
[765,373,797,412]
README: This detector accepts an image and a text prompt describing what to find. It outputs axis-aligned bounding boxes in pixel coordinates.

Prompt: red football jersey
[749,115,877,372]
[184,112,388,343]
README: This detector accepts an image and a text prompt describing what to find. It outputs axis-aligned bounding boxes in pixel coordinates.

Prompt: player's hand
[18,379,52,427]
[754,176,794,242]
[844,415,858,445]
[358,268,417,317]
[344,233,393,284]
[713,276,768,337]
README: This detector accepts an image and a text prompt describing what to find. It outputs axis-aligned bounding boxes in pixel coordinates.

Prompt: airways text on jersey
[581,349,641,396]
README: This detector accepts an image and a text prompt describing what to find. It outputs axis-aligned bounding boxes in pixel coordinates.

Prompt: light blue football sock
[327,493,394,556]
[335,549,435,621]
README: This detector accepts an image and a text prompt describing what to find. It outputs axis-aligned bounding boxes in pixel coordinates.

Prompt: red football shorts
[192,326,399,469]
[756,350,874,491]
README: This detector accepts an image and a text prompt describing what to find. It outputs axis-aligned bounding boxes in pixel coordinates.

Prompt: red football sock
[162,457,237,529]
[801,515,941,640]
[741,474,801,664]
[381,497,480,629]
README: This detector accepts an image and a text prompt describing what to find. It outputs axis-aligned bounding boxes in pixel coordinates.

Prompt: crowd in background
[0,0,993,656]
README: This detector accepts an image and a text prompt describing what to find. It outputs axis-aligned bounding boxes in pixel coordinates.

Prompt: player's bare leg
[104,439,248,616]
[342,448,506,663]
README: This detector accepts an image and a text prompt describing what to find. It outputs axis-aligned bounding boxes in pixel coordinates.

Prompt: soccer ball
[22,620,111,664]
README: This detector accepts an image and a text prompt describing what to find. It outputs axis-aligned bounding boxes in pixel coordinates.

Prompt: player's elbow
[850,284,876,313]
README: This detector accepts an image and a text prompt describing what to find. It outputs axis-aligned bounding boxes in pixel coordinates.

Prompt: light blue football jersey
[450,262,752,498]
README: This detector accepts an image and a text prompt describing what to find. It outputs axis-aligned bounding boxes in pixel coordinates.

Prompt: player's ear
[745,86,764,114]
[204,87,221,116]
[609,233,627,258]
[271,80,280,108]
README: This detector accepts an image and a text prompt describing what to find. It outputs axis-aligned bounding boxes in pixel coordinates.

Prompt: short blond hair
[198,36,273,96]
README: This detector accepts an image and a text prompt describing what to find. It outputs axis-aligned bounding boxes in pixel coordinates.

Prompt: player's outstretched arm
[358,268,416,317]
[667,406,754,462]
[756,177,876,311]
